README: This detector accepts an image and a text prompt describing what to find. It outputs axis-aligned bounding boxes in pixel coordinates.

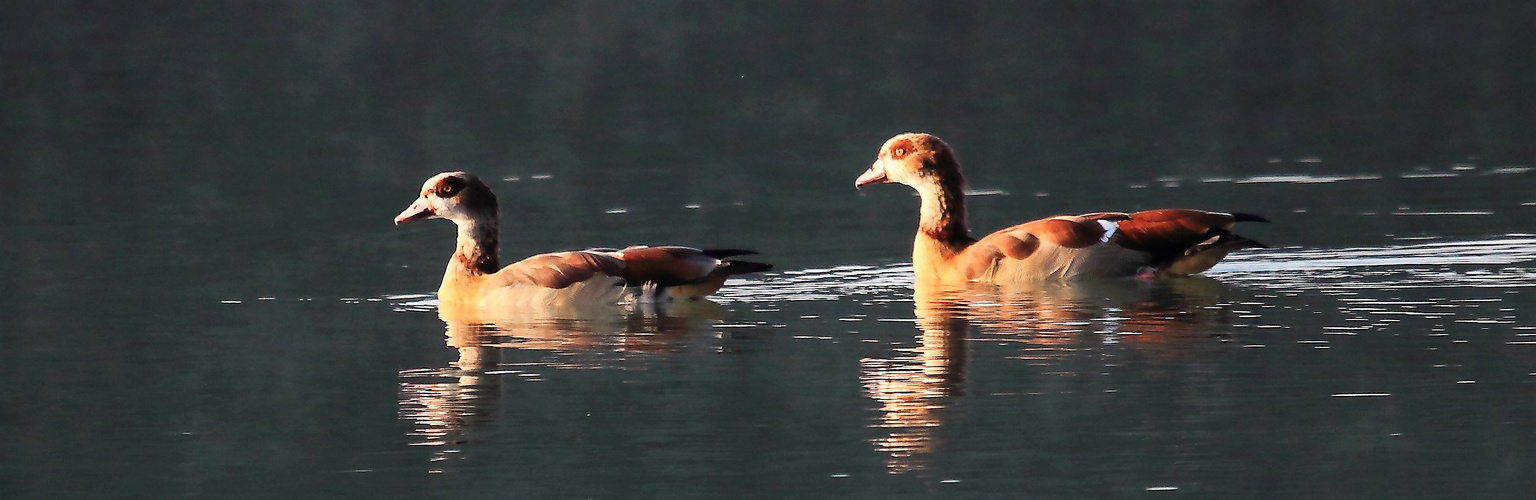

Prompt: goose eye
[436,177,463,197]
[892,147,907,158]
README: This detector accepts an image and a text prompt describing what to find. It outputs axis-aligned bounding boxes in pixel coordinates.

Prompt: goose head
[854,133,964,192]
[394,171,499,226]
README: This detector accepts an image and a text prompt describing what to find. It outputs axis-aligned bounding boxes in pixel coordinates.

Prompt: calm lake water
[4,2,1536,498]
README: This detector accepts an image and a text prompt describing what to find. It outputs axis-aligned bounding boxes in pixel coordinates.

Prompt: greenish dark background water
[3,2,1535,498]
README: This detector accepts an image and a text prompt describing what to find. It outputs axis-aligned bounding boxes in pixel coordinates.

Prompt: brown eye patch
[436,176,464,197]
[890,139,914,159]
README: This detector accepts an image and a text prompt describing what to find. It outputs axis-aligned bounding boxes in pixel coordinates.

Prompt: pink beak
[394,197,435,225]
[854,162,888,188]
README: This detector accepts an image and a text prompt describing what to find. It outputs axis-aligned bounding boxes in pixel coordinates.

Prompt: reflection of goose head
[437,299,726,356]
[863,278,1240,473]
[860,279,971,473]
[400,303,732,466]
[399,318,501,456]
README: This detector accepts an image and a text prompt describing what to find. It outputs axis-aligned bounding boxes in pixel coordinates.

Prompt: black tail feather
[1210,229,1269,249]
[1231,212,1270,223]
[701,248,760,259]
[717,259,773,275]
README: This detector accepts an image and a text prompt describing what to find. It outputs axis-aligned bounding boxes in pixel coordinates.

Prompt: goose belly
[476,275,633,310]
[988,243,1151,282]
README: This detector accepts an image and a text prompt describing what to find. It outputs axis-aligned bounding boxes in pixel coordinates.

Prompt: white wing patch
[1097,219,1119,243]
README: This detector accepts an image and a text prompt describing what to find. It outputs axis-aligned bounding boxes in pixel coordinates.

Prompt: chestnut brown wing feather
[494,251,628,289]
[1111,209,1237,254]
[1023,216,1112,248]
[606,246,716,286]
[489,246,768,291]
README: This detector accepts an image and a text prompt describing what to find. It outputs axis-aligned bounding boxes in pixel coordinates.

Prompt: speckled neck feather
[917,151,976,251]
[451,179,501,275]
[454,219,500,275]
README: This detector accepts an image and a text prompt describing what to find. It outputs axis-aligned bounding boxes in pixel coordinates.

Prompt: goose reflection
[861,277,1238,473]
[860,294,967,474]
[397,300,725,468]
[953,276,1239,358]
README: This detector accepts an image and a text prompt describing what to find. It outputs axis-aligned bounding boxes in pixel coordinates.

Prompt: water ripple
[714,264,915,303]
[713,236,1536,303]
[1213,236,1536,290]
[378,237,1536,310]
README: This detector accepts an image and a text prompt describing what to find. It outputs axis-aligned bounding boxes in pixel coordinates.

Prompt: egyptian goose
[855,133,1268,283]
[394,172,770,312]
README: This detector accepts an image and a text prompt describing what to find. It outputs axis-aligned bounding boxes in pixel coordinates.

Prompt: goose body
[856,133,1267,284]
[395,172,770,314]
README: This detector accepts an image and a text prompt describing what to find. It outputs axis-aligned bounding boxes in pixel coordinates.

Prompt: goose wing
[955,215,1146,281]
[488,250,629,289]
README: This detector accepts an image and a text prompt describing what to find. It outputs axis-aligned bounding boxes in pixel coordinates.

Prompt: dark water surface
[4,2,1536,498]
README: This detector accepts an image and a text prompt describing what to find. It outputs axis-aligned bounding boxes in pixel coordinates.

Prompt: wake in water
[1213,236,1536,290]
[378,236,1536,309]
[712,236,1536,303]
